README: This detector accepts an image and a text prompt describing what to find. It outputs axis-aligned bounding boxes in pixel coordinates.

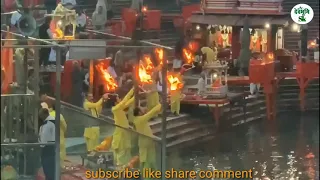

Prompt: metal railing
[1,142,55,178]
[86,29,174,50]
[2,29,170,179]
[1,94,38,142]
[47,96,161,141]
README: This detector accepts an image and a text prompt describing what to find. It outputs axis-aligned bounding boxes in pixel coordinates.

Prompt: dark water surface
[174,111,319,180]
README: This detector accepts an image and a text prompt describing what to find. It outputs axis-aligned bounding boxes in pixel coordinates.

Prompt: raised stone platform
[63,74,319,154]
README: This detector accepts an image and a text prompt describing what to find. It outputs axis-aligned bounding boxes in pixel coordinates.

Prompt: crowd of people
[4,2,261,179]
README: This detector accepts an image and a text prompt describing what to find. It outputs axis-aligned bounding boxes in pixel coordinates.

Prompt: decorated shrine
[187,0,289,61]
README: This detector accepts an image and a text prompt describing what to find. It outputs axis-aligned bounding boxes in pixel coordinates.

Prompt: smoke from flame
[95,63,118,92]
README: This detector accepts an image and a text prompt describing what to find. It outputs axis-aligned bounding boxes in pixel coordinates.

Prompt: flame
[183,48,194,64]
[267,52,274,60]
[263,52,274,63]
[139,63,153,84]
[155,48,164,65]
[142,6,148,12]
[188,41,199,52]
[308,40,317,49]
[50,20,64,39]
[143,55,154,72]
[95,63,118,92]
[167,74,183,91]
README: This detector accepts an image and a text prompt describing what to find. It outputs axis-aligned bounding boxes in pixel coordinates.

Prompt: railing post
[161,50,168,179]
[33,46,39,134]
[54,46,62,180]
[300,24,308,62]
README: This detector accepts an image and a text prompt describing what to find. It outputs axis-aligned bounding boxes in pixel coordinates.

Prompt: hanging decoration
[207,25,218,34]
[227,26,232,34]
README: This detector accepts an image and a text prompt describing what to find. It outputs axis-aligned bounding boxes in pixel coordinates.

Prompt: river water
[177,111,319,180]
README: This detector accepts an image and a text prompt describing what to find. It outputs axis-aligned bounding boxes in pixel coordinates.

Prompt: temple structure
[188,0,289,60]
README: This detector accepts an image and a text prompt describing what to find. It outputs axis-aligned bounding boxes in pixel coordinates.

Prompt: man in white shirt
[172,57,182,72]
[76,10,87,31]
[38,108,55,180]
[61,0,77,6]
[10,10,22,27]
[197,72,206,95]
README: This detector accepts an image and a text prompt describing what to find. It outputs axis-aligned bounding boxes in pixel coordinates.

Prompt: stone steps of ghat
[62,73,318,153]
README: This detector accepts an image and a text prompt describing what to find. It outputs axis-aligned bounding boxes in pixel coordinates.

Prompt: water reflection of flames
[167,74,183,91]
[139,63,153,84]
[154,48,164,65]
[95,63,118,91]
[183,48,194,64]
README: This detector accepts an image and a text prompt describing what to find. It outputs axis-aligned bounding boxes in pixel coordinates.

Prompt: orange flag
[1,30,13,94]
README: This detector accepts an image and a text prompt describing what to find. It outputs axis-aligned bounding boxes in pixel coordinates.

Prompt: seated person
[201,46,215,64]
[92,5,107,30]
[76,9,87,32]
[10,10,22,27]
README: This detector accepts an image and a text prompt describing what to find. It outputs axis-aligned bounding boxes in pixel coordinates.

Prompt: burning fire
[267,52,274,60]
[167,74,183,91]
[183,48,194,64]
[143,55,154,71]
[264,52,274,63]
[142,6,148,12]
[139,63,153,84]
[308,40,317,49]
[95,63,118,91]
[188,41,199,52]
[154,48,164,65]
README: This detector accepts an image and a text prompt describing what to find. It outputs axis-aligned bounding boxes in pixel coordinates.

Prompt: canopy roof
[189,13,289,26]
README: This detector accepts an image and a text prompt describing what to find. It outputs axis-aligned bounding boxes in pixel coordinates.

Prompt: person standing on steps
[83,93,109,153]
[38,108,55,180]
[133,103,162,171]
[111,89,135,167]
